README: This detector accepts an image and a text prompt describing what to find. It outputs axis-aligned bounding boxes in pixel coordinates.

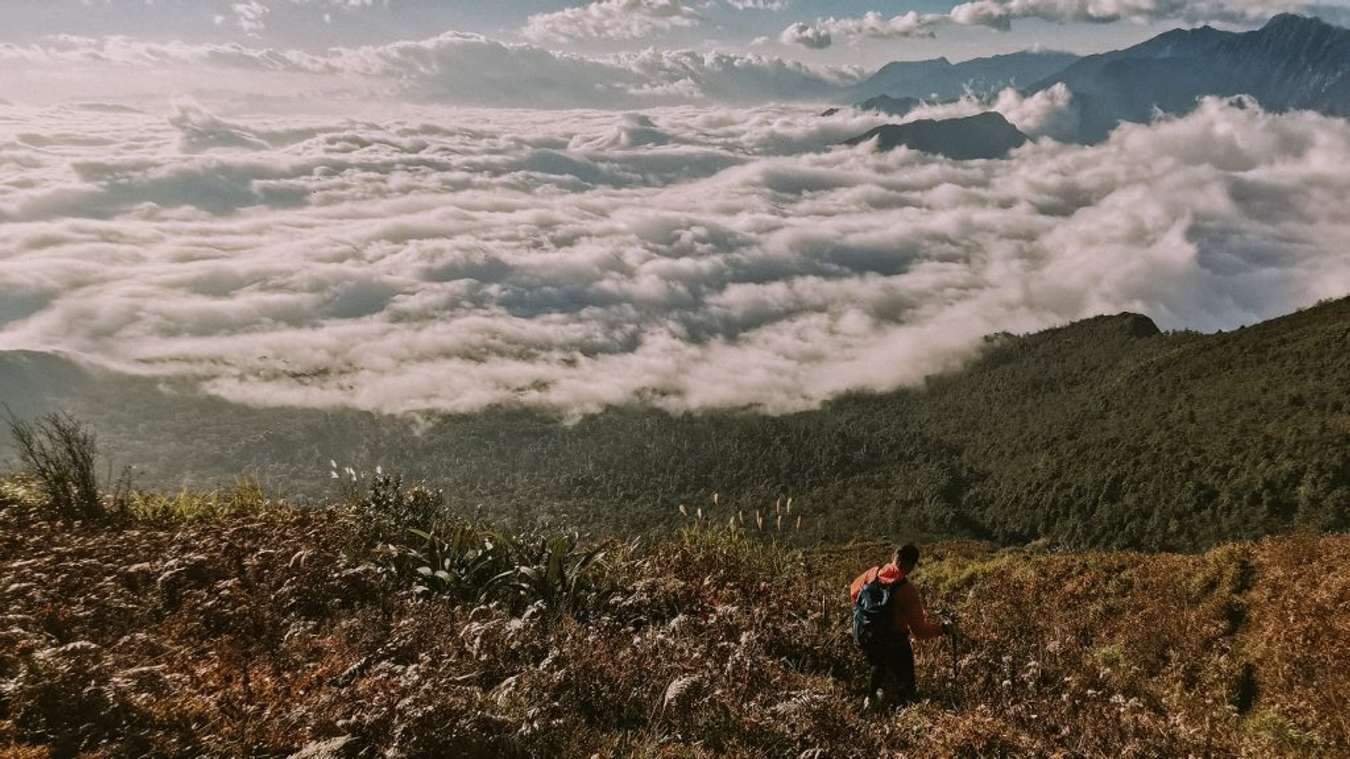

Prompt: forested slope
[3,298,1348,550]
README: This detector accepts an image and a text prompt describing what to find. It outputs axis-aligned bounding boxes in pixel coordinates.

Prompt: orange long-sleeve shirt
[849,563,944,640]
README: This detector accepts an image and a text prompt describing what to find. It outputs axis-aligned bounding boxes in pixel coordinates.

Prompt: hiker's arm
[900,584,944,640]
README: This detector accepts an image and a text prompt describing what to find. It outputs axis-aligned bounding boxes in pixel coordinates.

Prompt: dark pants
[865,635,915,706]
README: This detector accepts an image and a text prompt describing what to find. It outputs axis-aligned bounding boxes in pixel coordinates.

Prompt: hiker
[849,543,949,707]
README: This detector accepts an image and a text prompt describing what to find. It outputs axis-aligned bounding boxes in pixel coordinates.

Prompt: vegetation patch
[1,474,1346,757]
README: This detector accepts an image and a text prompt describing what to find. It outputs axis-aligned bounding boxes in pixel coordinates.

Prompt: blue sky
[1,0,1227,68]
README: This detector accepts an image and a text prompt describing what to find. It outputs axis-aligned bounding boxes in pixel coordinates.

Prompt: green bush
[347,469,619,618]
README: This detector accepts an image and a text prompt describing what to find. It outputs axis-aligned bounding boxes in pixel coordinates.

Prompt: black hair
[896,543,920,568]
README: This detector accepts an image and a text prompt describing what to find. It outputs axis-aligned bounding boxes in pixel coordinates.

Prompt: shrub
[339,467,447,543]
[498,531,615,617]
[5,411,109,521]
[389,524,617,618]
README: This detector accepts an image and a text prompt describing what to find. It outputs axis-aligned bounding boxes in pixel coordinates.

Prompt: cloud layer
[782,11,939,49]
[778,0,1344,47]
[520,0,794,43]
[2,93,1348,416]
[522,0,703,44]
[0,32,857,108]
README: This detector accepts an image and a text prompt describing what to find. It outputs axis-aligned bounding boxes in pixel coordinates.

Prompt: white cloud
[517,0,790,43]
[726,0,790,9]
[0,31,857,108]
[945,0,1319,29]
[780,11,940,49]
[780,0,1340,46]
[896,83,1081,141]
[780,21,832,49]
[1,97,1348,417]
[522,0,703,43]
[224,1,272,35]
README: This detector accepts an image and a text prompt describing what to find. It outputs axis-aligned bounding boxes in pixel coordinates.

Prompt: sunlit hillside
[1,477,1344,757]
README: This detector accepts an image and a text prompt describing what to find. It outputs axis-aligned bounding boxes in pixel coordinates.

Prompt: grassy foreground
[0,479,1346,758]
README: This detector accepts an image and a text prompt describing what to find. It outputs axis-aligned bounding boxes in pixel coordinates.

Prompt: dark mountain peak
[962,111,1015,126]
[1025,312,1162,350]
[1130,23,1227,56]
[1247,13,1350,53]
[874,57,952,76]
[857,94,921,117]
[1028,13,1350,141]
[1159,23,1217,38]
[1262,12,1326,31]
[1251,13,1346,44]
[843,111,1027,160]
[851,51,1077,101]
[1095,312,1163,338]
[987,48,1076,60]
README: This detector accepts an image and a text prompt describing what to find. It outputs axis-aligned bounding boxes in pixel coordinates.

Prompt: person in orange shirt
[849,543,948,707]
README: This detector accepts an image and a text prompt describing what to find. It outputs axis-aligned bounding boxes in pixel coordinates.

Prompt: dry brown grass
[0,485,1346,758]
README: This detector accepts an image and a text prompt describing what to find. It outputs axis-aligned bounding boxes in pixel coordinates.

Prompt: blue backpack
[852,569,905,654]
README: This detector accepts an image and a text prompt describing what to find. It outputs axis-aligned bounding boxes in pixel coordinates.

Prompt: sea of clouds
[2,37,1349,416]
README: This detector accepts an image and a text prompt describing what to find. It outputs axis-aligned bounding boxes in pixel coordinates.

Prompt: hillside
[0,482,1345,757]
[1030,14,1350,141]
[3,297,1348,551]
[842,112,1028,158]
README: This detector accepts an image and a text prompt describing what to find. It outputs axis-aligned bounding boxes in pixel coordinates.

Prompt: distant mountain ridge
[847,50,1081,102]
[842,112,1028,159]
[837,15,1350,144]
[1031,13,1350,140]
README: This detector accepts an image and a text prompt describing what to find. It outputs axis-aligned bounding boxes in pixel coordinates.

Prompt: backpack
[852,569,905,654]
